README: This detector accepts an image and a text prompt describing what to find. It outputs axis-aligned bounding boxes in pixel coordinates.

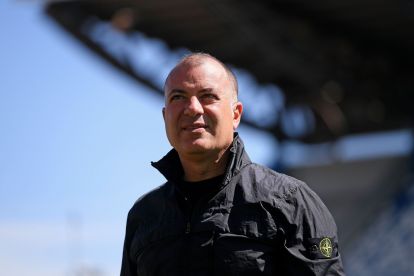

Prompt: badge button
[319,237,333,258]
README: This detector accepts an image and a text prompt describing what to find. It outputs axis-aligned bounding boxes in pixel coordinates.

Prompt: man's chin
[179,139,212,154]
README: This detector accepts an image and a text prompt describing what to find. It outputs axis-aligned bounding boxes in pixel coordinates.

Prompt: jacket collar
[151,133,251,185]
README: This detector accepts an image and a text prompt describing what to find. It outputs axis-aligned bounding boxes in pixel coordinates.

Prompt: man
[121,53,345,275]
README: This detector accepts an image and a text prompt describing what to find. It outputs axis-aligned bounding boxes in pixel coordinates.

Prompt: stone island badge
[307,237,335,259]
[319,237,333,258]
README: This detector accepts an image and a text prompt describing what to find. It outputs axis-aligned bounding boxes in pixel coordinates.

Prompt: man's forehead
[173,58,225,75]
[165,59,228,89]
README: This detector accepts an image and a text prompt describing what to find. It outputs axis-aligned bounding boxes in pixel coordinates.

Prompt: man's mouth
[182,123,208,131]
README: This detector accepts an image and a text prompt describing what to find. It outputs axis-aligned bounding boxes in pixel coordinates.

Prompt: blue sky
[0,2,277,275]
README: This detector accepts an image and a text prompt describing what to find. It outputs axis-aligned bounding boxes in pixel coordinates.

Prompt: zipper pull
[185,222,191,234]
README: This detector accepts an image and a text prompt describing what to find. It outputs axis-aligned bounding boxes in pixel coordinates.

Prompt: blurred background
[1,0,413,275]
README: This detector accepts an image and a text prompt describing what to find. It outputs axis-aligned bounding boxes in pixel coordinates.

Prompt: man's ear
[162,107,166,121]
[232,102,243,130]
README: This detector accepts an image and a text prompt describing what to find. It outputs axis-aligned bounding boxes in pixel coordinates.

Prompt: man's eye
[202,94,218,100]
[170,95,184,101]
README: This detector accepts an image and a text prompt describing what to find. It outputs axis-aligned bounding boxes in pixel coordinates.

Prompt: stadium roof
[45,0,414,143]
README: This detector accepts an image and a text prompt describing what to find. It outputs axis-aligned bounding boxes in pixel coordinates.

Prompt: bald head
[165,53,238,103]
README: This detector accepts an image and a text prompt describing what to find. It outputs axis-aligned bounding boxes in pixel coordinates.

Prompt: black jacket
[121,135,345,276]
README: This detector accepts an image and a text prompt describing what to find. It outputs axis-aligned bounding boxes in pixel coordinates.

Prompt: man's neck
[179,148,230,182]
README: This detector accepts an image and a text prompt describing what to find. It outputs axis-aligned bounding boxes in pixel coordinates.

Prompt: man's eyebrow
[167,89,186,95]
[168,88,214,95]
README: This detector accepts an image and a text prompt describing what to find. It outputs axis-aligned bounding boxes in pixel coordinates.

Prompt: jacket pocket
[212,232,279,276]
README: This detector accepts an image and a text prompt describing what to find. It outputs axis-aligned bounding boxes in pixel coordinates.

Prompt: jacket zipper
[185,221,191,234]
[184,196,192,234]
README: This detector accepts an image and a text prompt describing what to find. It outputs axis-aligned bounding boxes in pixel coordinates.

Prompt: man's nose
[184,96,204,116]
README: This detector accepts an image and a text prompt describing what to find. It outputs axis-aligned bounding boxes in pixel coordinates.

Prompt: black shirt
[176,174,224,207]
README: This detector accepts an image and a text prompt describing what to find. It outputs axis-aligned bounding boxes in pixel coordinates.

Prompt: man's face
[163,59,242,158]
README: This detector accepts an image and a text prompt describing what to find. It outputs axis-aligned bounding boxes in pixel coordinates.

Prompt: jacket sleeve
[280,183,345,276]
[120,210,139,276]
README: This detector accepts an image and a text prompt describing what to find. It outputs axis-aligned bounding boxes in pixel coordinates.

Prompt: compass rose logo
[319,237,333,258]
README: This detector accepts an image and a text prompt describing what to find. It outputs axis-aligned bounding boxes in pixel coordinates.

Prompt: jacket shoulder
[243,163,338,235]
[239,163,334,222]
[127,182,171,221]
[240,163,306,199]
